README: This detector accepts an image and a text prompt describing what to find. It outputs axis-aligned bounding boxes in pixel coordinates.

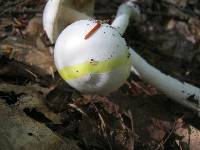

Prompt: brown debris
[0,0,200,150]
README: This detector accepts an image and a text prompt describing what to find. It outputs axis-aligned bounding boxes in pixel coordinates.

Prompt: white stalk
[43,0,200,114]
[129,48,200,114]
[112,0,141,75]
[111,0,140,35]
[113,1,200,114]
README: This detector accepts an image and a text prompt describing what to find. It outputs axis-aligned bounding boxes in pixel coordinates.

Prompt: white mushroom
[112,0,200,114]
[43,0,94,45]
[111,0,141,35]
[43,0,200,114]
[54,20,131,94]
[130,48,200,114]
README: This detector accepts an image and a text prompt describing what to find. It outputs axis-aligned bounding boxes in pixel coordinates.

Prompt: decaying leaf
[0,101,81,150]
[0,36,55,77]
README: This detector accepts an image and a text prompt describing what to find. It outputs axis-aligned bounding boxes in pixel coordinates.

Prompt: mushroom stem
[129,47,200,114]
[114,1,200,114]
[111,0,140,35]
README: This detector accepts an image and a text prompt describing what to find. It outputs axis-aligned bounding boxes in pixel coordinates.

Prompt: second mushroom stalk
[43,0,200,115]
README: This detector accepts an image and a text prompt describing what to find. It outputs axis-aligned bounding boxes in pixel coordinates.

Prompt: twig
[94,106,113,150]
[127,110,135,150]
[162,1,199,17]
[68,103,87,116]
[131,80,152,95]
[155,118,178,150]
[0,0,30,17]
[24,68,39,81]
[1,0,25,9]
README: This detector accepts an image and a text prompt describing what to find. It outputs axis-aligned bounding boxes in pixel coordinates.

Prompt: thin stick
[155,119,177,150]
[84,22,101,39]
[0,0,30,17]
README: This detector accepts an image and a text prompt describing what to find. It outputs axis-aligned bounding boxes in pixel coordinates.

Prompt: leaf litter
[0,0,200,149]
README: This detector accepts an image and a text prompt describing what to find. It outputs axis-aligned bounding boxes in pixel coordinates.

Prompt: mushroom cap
[43,0,60,43]
[43,0,94,44]
[54,20,131,94]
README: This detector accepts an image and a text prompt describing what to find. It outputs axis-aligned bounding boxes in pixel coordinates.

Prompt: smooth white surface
[113,1,200,114]
[54,20,131,94]
[43,0,91,45]
[112,1,140,35]
[55,20,127,69]
[43,0,200,114]
[130,48,200,113]
[43,0,60,43]
[67,65,130,94]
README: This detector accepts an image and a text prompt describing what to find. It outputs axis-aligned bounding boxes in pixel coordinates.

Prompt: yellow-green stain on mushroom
[58,50,131,81]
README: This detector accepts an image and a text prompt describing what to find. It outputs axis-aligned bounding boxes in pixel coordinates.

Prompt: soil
[0,0,200,150]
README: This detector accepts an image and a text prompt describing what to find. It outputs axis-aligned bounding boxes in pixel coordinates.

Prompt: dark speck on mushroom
[187,94,198,105]
[90,59,98,65]
[110,26,116,29]
[90,59,94,63]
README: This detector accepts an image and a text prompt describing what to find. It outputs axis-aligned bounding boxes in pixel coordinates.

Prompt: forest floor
[0,0,200,150]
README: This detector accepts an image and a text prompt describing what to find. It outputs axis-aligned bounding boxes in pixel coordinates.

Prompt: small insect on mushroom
[44,0,200,115]
[84,21,101,39]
